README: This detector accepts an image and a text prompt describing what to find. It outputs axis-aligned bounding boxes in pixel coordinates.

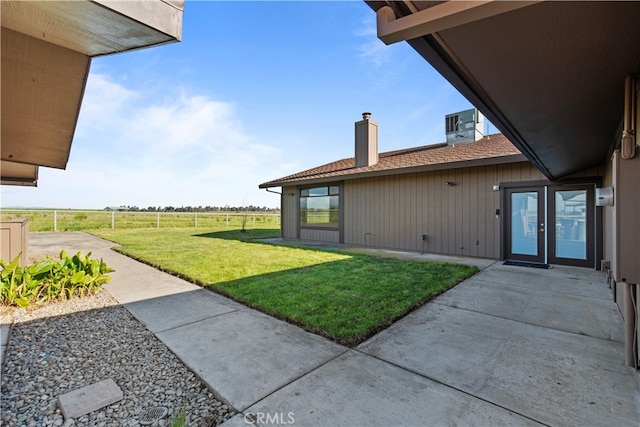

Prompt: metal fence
[0,210,281,232]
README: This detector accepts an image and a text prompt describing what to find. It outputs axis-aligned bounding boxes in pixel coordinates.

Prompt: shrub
[0,250,114,308]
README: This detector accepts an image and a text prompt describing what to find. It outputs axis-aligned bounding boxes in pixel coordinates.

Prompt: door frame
[501,178,603,269]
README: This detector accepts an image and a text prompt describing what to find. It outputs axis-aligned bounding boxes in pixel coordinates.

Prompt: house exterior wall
[609,149,640,320]
[279,162,603,259]
[614,151,640,286]
[604,86,640,317]
[342,161,545,257]
[281,186,298,239]
[611,146,640,368]
[300,229,340,243]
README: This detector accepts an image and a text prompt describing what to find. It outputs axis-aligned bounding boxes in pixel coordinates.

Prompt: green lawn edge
[89,228,478,346]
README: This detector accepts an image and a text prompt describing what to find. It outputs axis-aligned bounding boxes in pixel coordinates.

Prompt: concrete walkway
[17,232,640,426]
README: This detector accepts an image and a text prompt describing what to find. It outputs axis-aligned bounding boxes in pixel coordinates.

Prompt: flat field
[0,209,279,232]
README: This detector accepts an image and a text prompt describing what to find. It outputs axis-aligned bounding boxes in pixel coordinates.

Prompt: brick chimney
[355,112,378,167]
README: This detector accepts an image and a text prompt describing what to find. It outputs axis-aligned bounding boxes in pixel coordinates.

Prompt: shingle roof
[259,134,524,188]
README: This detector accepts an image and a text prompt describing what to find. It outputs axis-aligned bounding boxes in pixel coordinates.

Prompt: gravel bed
[1,290,235,426]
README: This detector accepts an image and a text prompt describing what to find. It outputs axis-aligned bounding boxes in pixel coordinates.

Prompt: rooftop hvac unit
[445,108,484,145]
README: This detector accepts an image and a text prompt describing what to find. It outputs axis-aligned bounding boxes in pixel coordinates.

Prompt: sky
[1,1,485,210]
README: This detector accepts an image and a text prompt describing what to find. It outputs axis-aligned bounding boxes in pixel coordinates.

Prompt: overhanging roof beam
[377,1,541,45]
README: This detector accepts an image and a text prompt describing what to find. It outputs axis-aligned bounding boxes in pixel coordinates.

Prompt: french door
[505,185,595,267]
[506,188,545,264]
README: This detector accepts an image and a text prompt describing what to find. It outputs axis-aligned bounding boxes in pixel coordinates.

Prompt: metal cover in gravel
[139,406,168,425]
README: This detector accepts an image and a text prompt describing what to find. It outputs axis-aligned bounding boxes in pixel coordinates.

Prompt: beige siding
[343,161,546,258]
[281,161,605,259]
[300,228,340,243]
[281,186,298,239]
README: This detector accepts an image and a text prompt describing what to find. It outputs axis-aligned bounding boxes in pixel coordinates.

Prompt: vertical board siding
[300,228,340,243]
[343,161,544,258]
[282,186,298,239]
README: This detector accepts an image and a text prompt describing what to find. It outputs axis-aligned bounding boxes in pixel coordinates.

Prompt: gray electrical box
[596,187,614,206]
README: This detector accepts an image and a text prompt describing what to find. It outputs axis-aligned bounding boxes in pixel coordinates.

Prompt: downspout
[621,75,636,159]
[265,188,282,195]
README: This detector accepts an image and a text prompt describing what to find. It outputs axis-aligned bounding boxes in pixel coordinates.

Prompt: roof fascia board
[2,1,183,57]
[0,161,39,187]
[376,1,541,45]
[93,0,184,45]
[259,154,528,188]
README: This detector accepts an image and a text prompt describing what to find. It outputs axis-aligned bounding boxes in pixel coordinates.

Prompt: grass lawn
[91,227,478,346]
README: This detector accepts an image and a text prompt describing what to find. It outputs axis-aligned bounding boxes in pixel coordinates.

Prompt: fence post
[54,211,57,232]
[111,211,115,229]
[226,213,229,227]
[157,213,160,229]
[195,212,198,228]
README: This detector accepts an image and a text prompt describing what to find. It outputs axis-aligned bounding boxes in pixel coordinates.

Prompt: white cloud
[2,72,284,209]
[354,13,390,67]
[76,73,138,134]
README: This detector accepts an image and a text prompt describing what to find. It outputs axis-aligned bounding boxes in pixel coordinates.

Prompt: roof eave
[1,0,184,185]
[259,153,527,188]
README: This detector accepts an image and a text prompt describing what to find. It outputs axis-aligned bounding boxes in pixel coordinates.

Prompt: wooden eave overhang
[0,161,38,187]
[366,1,640,180]
[1,1,184,186]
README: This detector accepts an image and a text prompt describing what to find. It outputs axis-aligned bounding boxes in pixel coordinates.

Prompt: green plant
[0,250,114,308]
[171,408,190,427]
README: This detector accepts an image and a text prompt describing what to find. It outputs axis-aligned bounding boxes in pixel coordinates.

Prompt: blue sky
[2,1,482,210]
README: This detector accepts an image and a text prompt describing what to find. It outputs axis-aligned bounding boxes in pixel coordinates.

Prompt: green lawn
[91,227,477,346]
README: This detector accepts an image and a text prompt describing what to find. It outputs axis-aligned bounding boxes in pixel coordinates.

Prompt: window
[300,185,339,227]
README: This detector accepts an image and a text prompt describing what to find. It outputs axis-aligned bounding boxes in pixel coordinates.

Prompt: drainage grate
[139,406,169,425]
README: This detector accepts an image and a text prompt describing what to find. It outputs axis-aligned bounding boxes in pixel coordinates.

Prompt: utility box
[1,219,29,266]
[596,186,614,206]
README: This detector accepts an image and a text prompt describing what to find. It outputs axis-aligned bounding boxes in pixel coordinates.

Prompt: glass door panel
[511,192,539,256]
[505,188,545,264]
[548,186,594,267]
[554,190,587,260]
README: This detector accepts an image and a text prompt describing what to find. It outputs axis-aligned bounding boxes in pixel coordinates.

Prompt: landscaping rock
[1,290,235,426]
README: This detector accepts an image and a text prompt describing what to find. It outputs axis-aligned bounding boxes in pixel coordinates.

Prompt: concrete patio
[4,232,639,426]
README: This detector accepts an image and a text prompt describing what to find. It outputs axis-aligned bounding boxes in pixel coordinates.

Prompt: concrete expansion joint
[237,348,351,413]
[154,308,242,334]
[354,349,551,427]
[432,301,623,345]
